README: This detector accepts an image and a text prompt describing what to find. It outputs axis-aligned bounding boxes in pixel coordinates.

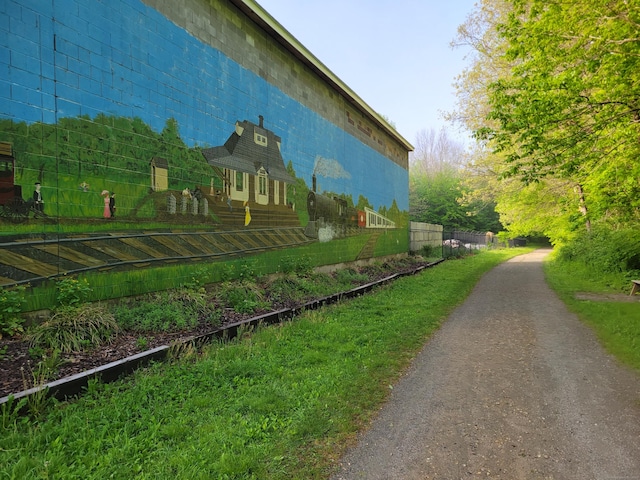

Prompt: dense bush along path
[332,250,640,479]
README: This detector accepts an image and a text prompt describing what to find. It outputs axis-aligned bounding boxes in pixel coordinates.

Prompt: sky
[255,0,478,148]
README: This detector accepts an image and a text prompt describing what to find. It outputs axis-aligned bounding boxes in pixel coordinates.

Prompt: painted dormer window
[254,126,268,147]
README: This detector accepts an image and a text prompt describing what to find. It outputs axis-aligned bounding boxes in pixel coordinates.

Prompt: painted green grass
[22,234,374,312]
[544,258,640,371]
[1,248,529,479]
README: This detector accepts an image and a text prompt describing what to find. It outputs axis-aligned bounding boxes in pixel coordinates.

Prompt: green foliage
[27,304,118,353]
[0,286,26,338]
[410,167,501,232]
[218,281,268,314]
[334,268,369,285]
[56,277,92,307]
[419,244,436,258]
[114,289,220,332]
[555,225,640,278]
[476,0,640,232]
[135,337,149,350]
[1,396,28,432]
[279,254,313,276]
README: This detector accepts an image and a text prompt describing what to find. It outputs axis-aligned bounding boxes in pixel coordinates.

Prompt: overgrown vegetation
[0,286,26,338]
[0,254,441,400]
[27,305,118,354]
[0,248,527,479]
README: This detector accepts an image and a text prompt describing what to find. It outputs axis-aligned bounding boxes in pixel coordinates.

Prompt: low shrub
[218,281,270,314]
[114,289,221,332]
[556,225,640,276]
[0,285,26,338]
[28,304,118,353]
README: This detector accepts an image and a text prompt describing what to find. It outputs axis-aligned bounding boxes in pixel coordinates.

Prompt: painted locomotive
[0,142,30,223]
[305,178,395,240]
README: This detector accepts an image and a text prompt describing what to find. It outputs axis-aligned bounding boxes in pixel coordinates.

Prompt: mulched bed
[1,258,433,399]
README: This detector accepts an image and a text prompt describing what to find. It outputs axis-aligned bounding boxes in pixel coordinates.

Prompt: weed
[28,304,118,353]
[419,244,436,257]
[218,281,269,314]
[280,254,313,276]
[135,336,148,350]
[238,260,257,280]
[0,285,26,338]
[56,276,92,307]
[334,268,369,285]
[167,341,198,361]
[1,395,28,431]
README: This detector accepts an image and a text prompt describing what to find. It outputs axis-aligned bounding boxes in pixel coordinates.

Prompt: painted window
[236,171,243,192]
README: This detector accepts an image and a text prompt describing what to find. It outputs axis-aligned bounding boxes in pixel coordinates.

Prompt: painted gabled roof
[202,118,294,184]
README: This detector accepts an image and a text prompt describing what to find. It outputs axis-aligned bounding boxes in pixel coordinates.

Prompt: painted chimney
[258,115,264,128]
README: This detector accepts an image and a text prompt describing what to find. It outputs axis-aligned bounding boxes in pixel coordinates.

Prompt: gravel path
[331,249,640,479]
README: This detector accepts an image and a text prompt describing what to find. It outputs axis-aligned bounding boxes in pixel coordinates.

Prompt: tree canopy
[451,0,640,244]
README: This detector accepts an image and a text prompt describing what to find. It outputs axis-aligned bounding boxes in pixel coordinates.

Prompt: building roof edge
[229,0,414,152]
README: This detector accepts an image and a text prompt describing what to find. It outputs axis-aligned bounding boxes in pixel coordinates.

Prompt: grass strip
[544,258,640,371]
[1,248,529,479]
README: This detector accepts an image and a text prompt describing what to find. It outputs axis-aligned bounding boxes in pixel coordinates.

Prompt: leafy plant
[136,336,148,350]
[28,304,118,353]
[280,254,313,276]
[56,277,92,307]
[0,285,26,338]
[114,289,220,332]
[218,281,269,314]
[334,268,369,285]
[1,395,28,431]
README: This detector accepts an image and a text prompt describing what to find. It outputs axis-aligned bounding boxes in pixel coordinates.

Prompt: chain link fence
[411,222,518,259]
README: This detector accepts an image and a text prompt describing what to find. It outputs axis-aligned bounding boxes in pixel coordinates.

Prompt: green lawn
[8,246,637,480]
[544,258,640,371]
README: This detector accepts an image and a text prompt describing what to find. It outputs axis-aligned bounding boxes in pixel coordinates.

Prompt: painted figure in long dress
[101,190,111,218]
[244,201,251,226]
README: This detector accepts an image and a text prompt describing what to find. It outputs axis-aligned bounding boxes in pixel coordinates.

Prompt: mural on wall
[0,0,409,290]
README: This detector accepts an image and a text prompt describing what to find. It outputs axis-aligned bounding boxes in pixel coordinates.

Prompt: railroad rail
[0,227,314,287]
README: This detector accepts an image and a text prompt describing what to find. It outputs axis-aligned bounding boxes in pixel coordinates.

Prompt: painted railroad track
[0,227,314,287]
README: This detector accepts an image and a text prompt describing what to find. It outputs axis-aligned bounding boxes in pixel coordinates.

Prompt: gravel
[331,249,640,479]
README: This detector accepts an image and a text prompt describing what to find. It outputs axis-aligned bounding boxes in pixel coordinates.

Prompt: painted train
[306,189,395,233]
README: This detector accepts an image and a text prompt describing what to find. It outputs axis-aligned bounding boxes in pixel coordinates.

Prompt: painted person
[244,200,251,226]
[101,190,111,218]
[33,182,44,214]
[109,192,116,218]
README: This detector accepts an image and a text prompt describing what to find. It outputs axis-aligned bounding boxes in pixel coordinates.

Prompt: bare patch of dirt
[574,292,640,302]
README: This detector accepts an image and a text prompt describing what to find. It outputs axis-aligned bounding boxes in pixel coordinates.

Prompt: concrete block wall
[410,222,443,253]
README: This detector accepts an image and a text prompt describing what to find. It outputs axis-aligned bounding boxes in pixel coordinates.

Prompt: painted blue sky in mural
[3,0,408,211]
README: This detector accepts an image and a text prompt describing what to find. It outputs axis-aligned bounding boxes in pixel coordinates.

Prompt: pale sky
[255,0,478,147]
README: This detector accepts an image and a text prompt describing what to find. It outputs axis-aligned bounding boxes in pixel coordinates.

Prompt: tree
[409,126,500,231]
[477,0,640,232]
[410,127,467,176]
